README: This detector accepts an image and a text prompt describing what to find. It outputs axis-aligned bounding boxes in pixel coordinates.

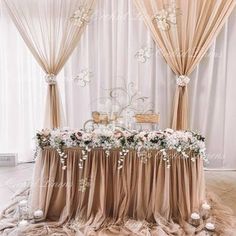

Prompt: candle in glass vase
[33,209,44,221]
[18,219,29,228]
[18,200,29,220]
[205,222,215,231]
[19,200,27,207]
[201,202,211,220]
[190,212,201,227]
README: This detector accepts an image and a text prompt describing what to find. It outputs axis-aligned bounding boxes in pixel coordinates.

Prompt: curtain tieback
[176,75,190,87]
[45,73,57,85]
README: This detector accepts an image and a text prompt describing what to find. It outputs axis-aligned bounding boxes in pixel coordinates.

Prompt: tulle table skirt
[30,148,205,225]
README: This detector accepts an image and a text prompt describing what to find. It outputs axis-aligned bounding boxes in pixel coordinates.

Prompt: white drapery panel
[0,1,66,161]
[3,0,96,128]
[64,0,236,169]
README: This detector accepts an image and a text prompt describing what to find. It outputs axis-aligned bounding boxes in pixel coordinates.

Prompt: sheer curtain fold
[3,0,96,128]
[133,0,236,130]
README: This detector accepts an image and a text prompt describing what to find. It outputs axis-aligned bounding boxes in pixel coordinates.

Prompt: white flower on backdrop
[152,2,179,31]
[73,69,93,87]
[70,5,92,27]
[135,46,153,63]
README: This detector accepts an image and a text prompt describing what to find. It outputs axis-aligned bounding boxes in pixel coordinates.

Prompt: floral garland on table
[35,128,207,170]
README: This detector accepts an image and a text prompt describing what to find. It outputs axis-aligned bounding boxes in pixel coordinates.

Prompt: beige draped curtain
[3,0,96,128]
[133,0,236,130]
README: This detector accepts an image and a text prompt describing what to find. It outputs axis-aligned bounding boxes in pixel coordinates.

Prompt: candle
[205,222,215,231]
[18,219,29,228]
[19,200,27,207]
[201,202,211,219]
[191,212,200,220]
[190,212,201,227]
[202,203,211,210]
[33,209,44,219]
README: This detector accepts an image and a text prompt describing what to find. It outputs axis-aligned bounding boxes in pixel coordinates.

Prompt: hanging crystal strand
[137,147,150,164]
[118,148,129,170]
[57,147,67,170]
[79,146,91,169]
[105,149,110,157]
[160,149,170,168]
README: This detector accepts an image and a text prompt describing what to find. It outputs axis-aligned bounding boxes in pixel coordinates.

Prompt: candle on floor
[19,200,27,207]
[33,209,44,219]
[201,202,211,219]
[190,212,201,227]
[205,222,215,231]
[18,219,29,228]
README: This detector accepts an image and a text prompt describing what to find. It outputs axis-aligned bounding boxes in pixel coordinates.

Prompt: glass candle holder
[205,222,216,235]
[190,212,201,227]
[33,209,44,222]
[201,202,211,220]
[18,200,29,221]
[18,219,29,229]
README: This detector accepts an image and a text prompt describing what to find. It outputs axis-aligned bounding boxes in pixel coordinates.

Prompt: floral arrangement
[35,127,207,170]
[70,6,92,27]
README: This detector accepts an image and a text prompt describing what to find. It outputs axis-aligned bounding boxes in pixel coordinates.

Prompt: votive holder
[201,202,211,220]
[33,209,44,223]
[190,212,201,227]
[205,222,215,235]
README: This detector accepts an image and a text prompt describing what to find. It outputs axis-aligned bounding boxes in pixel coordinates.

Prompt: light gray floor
[0,164,236,215]
[0,163,33,212]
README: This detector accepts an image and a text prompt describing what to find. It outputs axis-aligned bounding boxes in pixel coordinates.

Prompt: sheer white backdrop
[0,1,66,161]
[0,0,236,168]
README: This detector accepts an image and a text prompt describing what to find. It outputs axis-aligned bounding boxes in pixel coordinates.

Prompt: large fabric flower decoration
[135,47,153,63]
[70,6,92,27]
[73,69,93,87]
[153,3,178,31]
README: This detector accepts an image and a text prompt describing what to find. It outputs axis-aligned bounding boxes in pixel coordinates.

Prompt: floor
[0,164,236,215]
[0,163,33,212]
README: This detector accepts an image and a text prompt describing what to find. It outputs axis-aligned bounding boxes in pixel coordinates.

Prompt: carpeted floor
[205,170,236,216]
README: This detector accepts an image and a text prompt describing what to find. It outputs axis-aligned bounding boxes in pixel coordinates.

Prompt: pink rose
[114,131,123,139]
[75,132,83,140]
[42,129,50,136]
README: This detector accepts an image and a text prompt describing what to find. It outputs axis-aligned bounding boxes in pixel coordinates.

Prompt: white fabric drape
[1,0,236,168]
[64,0,236,169]
[3,0,96,128]
[0,1,66,161]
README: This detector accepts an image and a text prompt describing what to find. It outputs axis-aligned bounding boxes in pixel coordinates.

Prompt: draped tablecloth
[29,148,206,235]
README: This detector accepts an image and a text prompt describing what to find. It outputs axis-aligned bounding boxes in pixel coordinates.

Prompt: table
[1,129,235,235]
